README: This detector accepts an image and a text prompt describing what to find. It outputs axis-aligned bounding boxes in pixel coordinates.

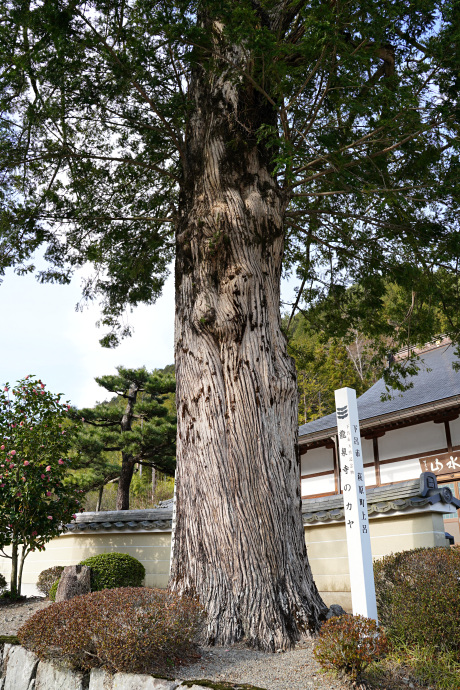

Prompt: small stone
[325,604,347,620]
[112,674,179,689]
[3,646,39,690]
[55,565,91,602]
[35,660,87,689]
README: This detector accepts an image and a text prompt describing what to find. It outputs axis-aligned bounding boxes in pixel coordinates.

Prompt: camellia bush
[0,376,82,596]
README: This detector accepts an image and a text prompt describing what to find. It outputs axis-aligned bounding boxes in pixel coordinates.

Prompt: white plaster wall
[363,465,376,486]
[300,446,334,475]
[379,457,421,484]
[378,422,446,462]
[361,437,374,464]
[450,417,460,447]
[301,473,335,497]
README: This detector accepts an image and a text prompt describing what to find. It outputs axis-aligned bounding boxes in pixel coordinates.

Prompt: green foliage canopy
[0,0,459,356]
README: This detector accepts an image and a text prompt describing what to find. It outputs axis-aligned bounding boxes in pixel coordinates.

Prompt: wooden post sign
[335,387,378,622]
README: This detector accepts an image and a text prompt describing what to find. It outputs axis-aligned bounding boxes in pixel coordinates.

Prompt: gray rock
[3,645,39,690]
[35,660,88,690]
[55,565,91,602]
[325,604,347,620]
[89,668,113,690]
[113,674,179,689]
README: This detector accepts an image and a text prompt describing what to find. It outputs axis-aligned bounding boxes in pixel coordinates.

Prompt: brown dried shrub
[17,587,205,674]
[314,614,388,681]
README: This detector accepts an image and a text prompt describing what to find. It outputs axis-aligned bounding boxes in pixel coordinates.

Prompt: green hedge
[79,552,145,591]
[48,579,60,602]
[374,546,460,653]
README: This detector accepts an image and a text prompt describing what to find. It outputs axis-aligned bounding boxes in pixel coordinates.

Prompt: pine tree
[70,367,176,510]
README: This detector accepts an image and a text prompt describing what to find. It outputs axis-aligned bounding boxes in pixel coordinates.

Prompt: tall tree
[70,367,176,510]
[1,0,459,648]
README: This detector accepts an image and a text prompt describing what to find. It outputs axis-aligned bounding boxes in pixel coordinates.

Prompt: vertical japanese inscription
[335,387,378,621]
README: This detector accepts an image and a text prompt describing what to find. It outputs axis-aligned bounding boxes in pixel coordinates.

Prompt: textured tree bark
[10,541,18,596]
[116,383,139,510]
[170,15,327,650]
[96,485,104,512]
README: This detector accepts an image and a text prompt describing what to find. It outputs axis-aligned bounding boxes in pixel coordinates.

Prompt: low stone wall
[0,643,240,690]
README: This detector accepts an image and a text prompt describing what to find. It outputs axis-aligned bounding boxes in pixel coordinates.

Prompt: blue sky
[0,261,176,408]
[0,259,297,409]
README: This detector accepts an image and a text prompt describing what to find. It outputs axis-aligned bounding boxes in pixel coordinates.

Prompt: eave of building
[299,394,460,449]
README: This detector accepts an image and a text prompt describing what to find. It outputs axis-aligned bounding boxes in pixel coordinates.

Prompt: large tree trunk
[170,17,326,651]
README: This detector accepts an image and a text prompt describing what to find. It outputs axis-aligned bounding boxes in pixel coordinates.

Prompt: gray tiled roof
[302,477,460,523]
[299,342,460,439]
[65,507,173,532]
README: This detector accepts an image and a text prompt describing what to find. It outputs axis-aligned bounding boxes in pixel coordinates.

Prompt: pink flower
[45,466,51,472]
[25,375,29,379]
[41,474,45,479]
[47,515,53,520]
[58,459,64,465]
[0,445,4,450]
[0,484,4,488]
[71,514,77,519]
[3,387,8,392]
[46,491,52,497]
[40,384,45,389]
[61,431,65,435]
[31,531,37,536]
[41,391,45,395]
[10,450,16,456]
[22,476,26,481]
[19,421,23,426]
[23,460,29,466]
[81,418,85,422]
[9,463,14,469]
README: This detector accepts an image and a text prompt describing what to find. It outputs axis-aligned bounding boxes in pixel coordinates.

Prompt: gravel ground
[0,596,51,636]
[176,639,350,690]
[0,598,350,690]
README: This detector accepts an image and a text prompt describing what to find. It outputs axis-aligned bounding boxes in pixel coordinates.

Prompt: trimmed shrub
[314,614,388,681]
[374,546,460,653]
[79,552,145,591]
[0,573,7,593]
[48,579,60,602]
[18,587,205,674]
[37,566,64,597]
